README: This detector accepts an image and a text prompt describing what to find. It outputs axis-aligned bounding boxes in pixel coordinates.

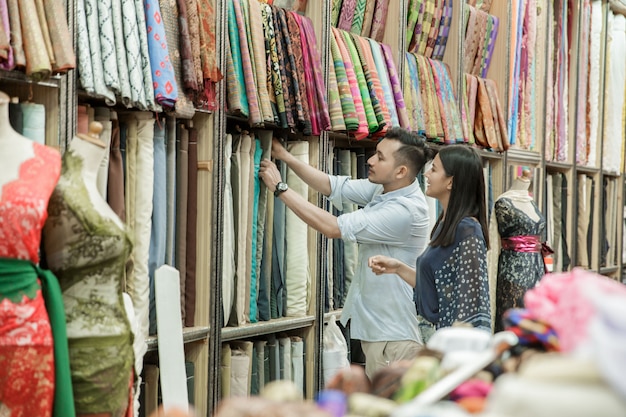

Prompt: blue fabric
[148,120,167,335]
[143,0,179,108]
[249,139,262,322]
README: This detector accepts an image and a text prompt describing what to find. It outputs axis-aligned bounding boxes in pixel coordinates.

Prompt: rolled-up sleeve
[328,176,379,211]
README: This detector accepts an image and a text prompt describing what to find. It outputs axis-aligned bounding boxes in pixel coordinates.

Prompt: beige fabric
[222,134,235,325]
[221,343,232,398]
[285,141,311,317]
[94,108,112,198]
[576,175,590,268]
[361,340,423,380]
[235,134,252,325]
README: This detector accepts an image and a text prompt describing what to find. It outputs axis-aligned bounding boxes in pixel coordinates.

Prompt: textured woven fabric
[76,0,94,92]
[186,0,204,91]
[333,28,368,138]
[120,0,147,108]
[432,0,453,61]
[424,0,442,59]
[233,0,261,124]
[370,39,398,127]
[0,0,14,69]
[134,0,157,111]
[84,0,116,103]
[348,32,381,133]
[359,35,390,137]
[370,0,389,42]
[272,7,295,128]
[361,0,376,36]
[21,0,51,80]
[97,0,119,93]
[381,42,409,129]
[330,29,358,131]
[111,0,132,106]
[417,0,435,56]
[176,0,198,92]
[34,0,54,67]
[245,0,274,123]
[7,0,24,68]
[197,1,220,109]
[350,0,366,34]
[337,0,357,31]
[331,0,343,27]
[327,57,347,131]
[260,4,282,125]
[226,0,249,116]
[342,30,378,134]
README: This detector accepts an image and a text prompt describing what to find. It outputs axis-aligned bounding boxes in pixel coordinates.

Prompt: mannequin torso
[42,122,133,415]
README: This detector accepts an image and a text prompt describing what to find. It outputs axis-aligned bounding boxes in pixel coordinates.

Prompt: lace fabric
[43,149,134,414]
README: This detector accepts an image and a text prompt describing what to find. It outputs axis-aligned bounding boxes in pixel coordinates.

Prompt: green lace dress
[43,150,134,416]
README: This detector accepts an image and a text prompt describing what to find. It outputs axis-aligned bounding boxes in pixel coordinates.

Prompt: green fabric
[350,0,367,33]
[0,258,76,417]
[227,0,249,117]
[341,30,378,133]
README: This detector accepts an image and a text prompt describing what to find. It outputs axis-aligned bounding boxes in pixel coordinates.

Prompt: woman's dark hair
[384,127,436,177]
[430,145,489,249]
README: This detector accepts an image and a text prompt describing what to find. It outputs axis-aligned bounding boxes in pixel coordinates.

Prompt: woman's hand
[369,255,417,286]
[368,255,402,275]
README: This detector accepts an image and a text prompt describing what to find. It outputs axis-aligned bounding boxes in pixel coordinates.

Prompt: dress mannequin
[43,122,134,417]
[487,170,548,332]
[0,90,75,417]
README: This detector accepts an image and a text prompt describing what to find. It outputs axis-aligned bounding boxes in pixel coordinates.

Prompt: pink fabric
[501,235,541,253]
[523,268,626,352]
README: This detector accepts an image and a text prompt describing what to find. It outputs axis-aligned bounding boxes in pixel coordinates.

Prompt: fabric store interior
[1,0,626,416]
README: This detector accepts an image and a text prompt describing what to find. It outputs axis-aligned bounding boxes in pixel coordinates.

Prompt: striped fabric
[414,53,441,140]
[330,29,359,131]
[342,31,378,133]
[381,43,410,129]
[404,52,425,134]
[357,35,390,136]
[408,0,425,52]
[331,0,343,27]
[333,28,368,138]
[285,11,312,134]
[370,39,399,127]
[482,15,499,77]
[327,58,347,131]
[432,0,453,61]
[424,0,443,59]
[417,0,435,56]
[297,14,331,134]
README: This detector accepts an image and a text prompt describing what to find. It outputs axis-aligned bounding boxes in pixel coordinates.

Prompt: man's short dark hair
[384,127,434,176]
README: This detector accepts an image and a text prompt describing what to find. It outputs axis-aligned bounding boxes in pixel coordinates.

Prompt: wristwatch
[274,182,288,197]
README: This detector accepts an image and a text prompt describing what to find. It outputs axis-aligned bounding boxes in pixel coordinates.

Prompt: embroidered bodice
[0,143,61,262]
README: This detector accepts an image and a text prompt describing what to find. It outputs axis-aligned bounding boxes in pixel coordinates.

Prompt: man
[258,127,433,379]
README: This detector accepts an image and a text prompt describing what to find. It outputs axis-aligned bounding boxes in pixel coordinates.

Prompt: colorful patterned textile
[503,308,560,351]
[370,39,399,127]
[381,43,410,129]
[330,30,359,131]
[233,0,261,124]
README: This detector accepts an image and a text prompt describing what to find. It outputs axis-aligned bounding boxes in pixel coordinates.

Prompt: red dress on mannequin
[0,142,61,417]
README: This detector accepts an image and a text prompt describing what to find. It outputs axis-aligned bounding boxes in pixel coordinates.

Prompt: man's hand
[259,159,283,193]
[271,137,289,161]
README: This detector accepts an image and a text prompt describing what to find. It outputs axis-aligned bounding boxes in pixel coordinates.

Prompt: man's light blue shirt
[328,175,430,343]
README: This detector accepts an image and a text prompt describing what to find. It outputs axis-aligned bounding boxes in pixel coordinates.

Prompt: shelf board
[601,170,622,178]
[505,148,542,165]
[221,315,315,342]
[146,326,210,352]
[575,165,600,175]
[475,147,504,161]
[324,309,343,323]
[599,266,619,276]
[545,161,573,173]
[0,69,62,88]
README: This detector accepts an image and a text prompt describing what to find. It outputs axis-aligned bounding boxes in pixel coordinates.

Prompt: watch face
[277,182,288,192]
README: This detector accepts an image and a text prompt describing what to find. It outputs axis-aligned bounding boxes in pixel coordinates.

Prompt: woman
[369,145,491,332]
